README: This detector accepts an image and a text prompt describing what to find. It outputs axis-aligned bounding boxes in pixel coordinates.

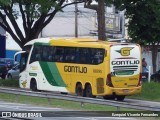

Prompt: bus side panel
[21,62,68,92]
[55,62,106,96]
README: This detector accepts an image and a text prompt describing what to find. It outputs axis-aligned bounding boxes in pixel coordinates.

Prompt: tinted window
[30,45,105,65]
[64,47,76,63]
[54,47,64,62]
[20,53,29,72]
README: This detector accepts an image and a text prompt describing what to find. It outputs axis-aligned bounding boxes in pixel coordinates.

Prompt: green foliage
[0,0,10,6]
[0,79,19,87]
[113,0,160,44]
[0,0,79,48]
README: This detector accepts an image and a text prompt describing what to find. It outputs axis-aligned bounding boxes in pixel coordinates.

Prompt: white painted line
[0,104,61,111]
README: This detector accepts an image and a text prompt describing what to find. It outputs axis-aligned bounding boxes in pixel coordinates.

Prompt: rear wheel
[116,95,125,101]
[76,83,83,96]
[84,84,95,98]
[103,95,115,100]
[30,79,37,91]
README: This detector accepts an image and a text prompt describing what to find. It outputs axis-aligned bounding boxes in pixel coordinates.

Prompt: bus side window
[54,47,64,62]
[64,47,76,63]
[91,48,105,64]
[48,46,55,62]
[78,48,89,64]
[30,45,42,63]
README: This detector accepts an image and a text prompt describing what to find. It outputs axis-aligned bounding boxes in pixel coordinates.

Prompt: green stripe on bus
[47,62,67,87]
[39,62,58,86]
[39,62,66,87]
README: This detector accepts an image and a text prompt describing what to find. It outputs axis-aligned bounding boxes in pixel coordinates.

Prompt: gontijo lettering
[64,66,87,73]
[111,60,140,65]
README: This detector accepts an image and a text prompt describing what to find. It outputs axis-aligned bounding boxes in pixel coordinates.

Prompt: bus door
[16,51,29,88]
[109,44,141,88]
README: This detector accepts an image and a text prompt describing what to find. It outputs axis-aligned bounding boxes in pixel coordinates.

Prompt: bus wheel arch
[75,82,83,97]
[30,78,38,91]
[84,83,96,98]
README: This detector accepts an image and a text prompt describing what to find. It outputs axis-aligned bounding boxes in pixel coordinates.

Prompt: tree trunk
[151,45,158,73]
[97,0,106,40]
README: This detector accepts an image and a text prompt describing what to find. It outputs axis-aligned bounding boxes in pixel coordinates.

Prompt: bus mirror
[14,51,26,63]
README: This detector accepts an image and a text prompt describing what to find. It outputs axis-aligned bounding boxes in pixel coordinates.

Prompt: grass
[0,79,19,87]
[127,81,160,102]
[0,92,138,111]
[0,79,160,111]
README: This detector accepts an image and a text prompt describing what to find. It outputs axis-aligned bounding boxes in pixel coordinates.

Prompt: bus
[15,38,142,101]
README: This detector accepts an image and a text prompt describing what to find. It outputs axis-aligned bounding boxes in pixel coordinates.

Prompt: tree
[0,0,83,48]
[113,0,160,72]
[84,0,112,40]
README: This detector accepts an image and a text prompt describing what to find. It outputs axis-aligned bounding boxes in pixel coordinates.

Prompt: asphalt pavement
[0,101,138,120]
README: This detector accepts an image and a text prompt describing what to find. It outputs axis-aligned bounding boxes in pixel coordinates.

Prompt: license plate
[123,89,129,92]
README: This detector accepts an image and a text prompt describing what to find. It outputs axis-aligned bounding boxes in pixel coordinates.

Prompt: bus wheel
[85,84,96,98]
[30,79,37,91]
[116,95,125,101]
[103,95,115,100]
[76,83,83,96]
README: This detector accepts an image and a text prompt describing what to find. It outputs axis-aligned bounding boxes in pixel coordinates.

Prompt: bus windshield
[20,52,29,72]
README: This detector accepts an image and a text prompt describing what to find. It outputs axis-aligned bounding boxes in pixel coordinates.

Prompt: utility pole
[75,0,78,37]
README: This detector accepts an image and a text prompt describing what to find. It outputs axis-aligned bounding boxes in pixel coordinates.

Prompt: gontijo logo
[116,47,133,56]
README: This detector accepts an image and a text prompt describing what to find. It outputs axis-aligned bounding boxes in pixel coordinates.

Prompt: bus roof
[24,37,133,48]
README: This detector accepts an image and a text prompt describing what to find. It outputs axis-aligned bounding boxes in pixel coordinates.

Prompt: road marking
[0,104,61,111]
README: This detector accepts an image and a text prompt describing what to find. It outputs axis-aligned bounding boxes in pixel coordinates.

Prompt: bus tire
[103,95,115,100]
[30,79,37,91]
[116,95,125,101]
[84,84,96,98]
[76,83,83,96]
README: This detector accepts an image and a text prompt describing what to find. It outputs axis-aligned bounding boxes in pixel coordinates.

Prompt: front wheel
[30,80,37,91]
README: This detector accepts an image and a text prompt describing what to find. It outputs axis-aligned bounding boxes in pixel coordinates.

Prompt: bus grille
[96,78,104,94]
[113,65,138,72]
